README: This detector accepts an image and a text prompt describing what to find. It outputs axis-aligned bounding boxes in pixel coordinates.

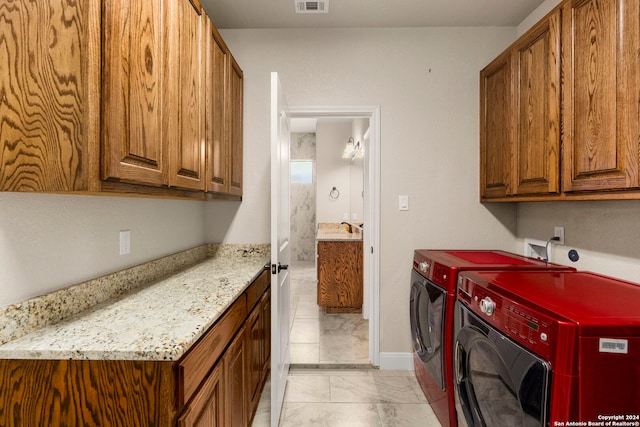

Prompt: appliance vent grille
[295,0,329,13]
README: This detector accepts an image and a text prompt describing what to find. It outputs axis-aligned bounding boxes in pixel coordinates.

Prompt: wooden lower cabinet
[0,270,270,427]
[317,240,363,313]
[178,362,225,427]
[224,326,248,427]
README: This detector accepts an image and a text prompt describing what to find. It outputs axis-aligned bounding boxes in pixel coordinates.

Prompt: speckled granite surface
[316,222,363,241]
[0,244,269,361]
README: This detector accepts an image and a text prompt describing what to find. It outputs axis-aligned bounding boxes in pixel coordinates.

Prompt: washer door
[455,303,550,427]
[410,269,445,390]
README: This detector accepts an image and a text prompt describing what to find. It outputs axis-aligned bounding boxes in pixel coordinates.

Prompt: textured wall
[290,133,317,262]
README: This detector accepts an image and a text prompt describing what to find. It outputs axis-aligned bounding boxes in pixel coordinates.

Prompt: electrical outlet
[119,230,131,255]
[554,226,565,245]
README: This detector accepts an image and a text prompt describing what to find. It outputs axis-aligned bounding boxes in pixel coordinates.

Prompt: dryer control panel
[457,275,556,361]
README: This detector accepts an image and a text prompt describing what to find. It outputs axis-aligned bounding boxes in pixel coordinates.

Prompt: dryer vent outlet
[524,238,548,260]
[295,0,329,13]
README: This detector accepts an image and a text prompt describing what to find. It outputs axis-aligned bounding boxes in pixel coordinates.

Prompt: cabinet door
[317,241,364,310]
[205,21,230,194]
[102,0,167,186]
[562,0,639,192]
[246,304,263,417]
[168,0,206,190]
[227,57,244,197]
[513,10,561,195]
[178,362,225,427]
[0,0,95,192]
[224,327,247,427]
[261,289,271,375]
[480,50,514,199]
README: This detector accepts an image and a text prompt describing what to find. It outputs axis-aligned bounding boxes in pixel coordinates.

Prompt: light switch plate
[399,195,409,211]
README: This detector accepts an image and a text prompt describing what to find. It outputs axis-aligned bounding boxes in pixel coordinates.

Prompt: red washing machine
[455,270,640,426]
[410,250,575,427]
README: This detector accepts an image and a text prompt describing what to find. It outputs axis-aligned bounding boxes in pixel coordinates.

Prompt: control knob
[479,297,496,316]
[419,262,429,273]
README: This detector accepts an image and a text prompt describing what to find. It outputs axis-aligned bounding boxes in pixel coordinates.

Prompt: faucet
[340,222,353,233]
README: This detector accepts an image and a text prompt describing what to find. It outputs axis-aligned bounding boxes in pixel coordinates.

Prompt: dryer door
[410,269,446,390]
[454,303,550,427]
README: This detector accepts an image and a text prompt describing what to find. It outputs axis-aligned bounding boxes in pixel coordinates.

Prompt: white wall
[216,27,518,354]
[0,193,206,307]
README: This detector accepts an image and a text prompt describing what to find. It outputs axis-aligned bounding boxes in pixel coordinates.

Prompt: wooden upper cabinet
[480,50,513,199]
[513,9,561,195]
[102,0,168,187]
[561,0,640,192]
[0,0,96,191]
[228,57,244,197]
[205,21,230,194]
[168,0,206,191]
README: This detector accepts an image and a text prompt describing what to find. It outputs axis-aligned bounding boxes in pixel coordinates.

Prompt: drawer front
[177,293,247,408]
[245,269,269,311]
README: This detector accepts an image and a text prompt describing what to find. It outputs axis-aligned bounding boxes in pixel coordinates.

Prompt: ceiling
[201,0,547,30]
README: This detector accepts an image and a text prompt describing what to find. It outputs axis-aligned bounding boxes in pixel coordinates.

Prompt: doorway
[287,106,380,367]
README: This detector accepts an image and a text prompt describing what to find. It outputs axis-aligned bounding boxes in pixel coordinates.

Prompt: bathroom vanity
[316,223,363,313]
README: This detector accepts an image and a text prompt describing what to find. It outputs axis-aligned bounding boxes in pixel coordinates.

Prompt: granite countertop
[0,245,269,361]
[316,222,363,241]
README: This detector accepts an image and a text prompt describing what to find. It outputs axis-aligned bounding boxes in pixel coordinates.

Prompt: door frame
[289,105,381,366]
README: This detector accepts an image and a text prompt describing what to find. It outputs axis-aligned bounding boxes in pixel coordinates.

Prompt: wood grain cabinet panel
[178,362,225,427]
[102,0,168,187]
[169,0,206,190]
[561,0,639,192]
[205,22,230,194]
[513,10,561,195]
[0,0,97,191]
[317,240,363,313]
[223,326,248,427]
[227,57,244,197]
[480,50,514,199]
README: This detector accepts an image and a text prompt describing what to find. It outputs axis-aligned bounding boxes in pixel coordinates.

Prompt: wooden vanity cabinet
[561,0,640,193]
[317,240,363,313]
[1,0,242,199]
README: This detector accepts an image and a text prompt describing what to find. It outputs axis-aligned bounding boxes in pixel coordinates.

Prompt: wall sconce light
[342,137,356,159]
[342,137,364,160]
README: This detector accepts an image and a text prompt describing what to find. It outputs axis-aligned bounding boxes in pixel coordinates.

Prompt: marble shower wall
[291,133,317,262]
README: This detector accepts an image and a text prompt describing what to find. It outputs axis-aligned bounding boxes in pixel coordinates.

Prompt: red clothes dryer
[410,250,575,427]
[455,270,640,426]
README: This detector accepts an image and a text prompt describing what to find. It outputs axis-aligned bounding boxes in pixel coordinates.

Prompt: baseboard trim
[379,352,414,370]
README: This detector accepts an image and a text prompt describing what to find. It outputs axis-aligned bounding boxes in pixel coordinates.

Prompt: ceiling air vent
[295,0,329,14]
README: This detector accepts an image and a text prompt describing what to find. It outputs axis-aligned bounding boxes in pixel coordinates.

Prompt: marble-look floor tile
[290,318,319,343]
[319,334,369,364]
[290,343,320,364]
[280,402,382,427]
[284,375,331,403]
[295,299,321,319]
[330,375,427,404]
[251,377,271,427]
[376,403,441,426]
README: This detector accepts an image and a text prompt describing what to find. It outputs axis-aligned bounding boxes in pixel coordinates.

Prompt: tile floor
[288,261,369,366]
[251,262,442,426]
